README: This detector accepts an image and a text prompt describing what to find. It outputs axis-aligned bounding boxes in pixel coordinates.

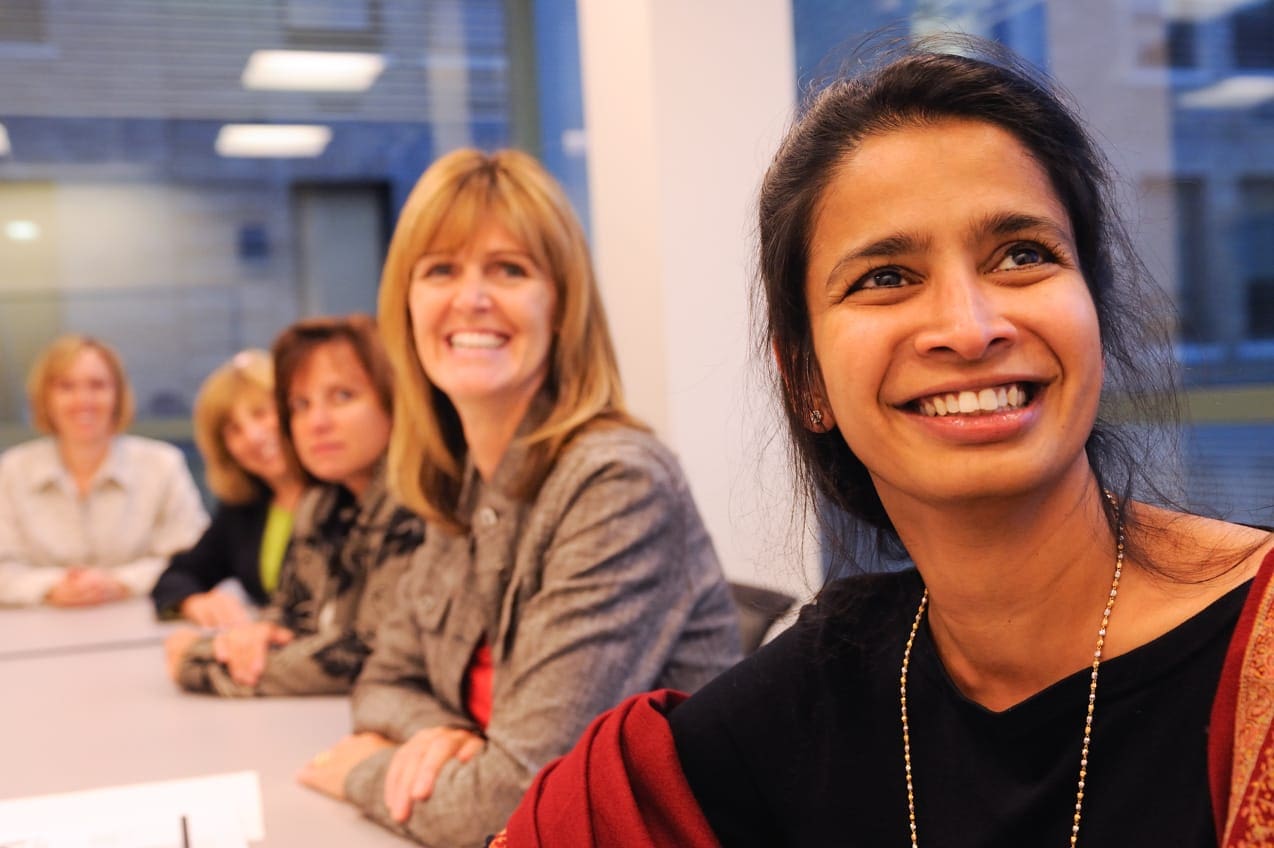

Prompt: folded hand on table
[212,620,294,687]
[383,726,486,822]
[297,732,397,800]
[180,589,251,628]
[45,567,129,607]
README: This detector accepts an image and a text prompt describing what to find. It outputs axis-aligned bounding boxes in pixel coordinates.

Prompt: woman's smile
[409,219,557,422]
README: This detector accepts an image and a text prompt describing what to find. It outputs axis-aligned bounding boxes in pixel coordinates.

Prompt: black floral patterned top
[176,463,424,696]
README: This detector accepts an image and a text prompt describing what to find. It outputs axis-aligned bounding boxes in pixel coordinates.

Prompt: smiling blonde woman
[296,149,741,847]
[0,334,207,607]
[151,349,308,627]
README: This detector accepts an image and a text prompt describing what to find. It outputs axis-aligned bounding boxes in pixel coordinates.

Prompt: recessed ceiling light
[215,124,332,158]
[1179,76,1274,109]
[1166,0,1262,21]
[242,49,386,92]
[5,220,40,241]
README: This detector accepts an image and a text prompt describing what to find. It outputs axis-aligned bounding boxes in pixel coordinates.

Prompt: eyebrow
[822,231,930,290]
[973,211,1072,243]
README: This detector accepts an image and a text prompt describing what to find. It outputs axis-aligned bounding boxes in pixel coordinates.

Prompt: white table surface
[0,638,411,845]
[0,596,176,660]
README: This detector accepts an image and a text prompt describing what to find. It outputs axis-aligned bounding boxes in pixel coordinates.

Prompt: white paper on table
[0,770,263,847]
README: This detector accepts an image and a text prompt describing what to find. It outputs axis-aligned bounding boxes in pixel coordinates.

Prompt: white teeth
[917,383,1031,418]
[450,331,504,349]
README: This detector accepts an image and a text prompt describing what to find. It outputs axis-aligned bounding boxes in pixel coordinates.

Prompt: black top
[150,497,272,617]
[671,569,1250,848]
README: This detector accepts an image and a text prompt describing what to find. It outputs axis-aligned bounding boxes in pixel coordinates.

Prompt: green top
[258,502,293,594]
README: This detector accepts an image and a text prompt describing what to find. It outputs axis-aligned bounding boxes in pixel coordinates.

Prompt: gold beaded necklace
[899,508,1125,848]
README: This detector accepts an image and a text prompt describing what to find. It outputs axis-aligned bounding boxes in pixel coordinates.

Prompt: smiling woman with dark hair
[494,37,1274,848]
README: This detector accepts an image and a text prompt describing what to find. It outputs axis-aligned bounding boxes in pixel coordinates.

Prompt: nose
[453,266,492,312]
[913,271,1017,361]
[294,402,333,436]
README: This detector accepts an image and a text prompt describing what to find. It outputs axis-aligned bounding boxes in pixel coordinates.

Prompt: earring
[809,408,824,429]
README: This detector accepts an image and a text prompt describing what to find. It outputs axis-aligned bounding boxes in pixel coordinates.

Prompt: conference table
[0,599,411,846]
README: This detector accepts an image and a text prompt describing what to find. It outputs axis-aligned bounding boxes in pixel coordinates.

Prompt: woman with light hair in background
[296,148,741,846]
[165,315,425,696]
[151,349,307,627]
[0,334,207,606]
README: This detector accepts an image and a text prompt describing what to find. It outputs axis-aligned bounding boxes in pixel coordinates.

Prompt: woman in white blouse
[0,334,207,606]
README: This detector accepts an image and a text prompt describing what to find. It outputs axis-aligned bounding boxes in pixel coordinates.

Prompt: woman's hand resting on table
[211,620,294,687]
[45,568,128,607]
[383,726,485,822]
[179,589,251,628]
[297,732,397,800]
[297,726,486,822]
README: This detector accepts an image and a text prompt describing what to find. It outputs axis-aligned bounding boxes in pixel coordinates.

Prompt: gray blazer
[345,423,741,847]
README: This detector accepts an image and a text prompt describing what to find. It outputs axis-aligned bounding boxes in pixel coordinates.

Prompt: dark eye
[288,396,309,414]
[858,268,907,290]
[495,260,529,278]
[994,242,1053,271]
[414,260,454,281]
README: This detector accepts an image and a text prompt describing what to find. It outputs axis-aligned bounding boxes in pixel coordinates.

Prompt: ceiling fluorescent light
[0,123,10,156]
[242,49,385,92]
[215,124,332,158]
[1166,0,1263,21]
[5,220,40,241]
[1179,76,1274,109]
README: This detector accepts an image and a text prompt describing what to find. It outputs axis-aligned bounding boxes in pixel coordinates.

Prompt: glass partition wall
[0,0,586,475]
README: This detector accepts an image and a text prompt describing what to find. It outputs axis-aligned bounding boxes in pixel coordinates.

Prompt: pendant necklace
[899,504,1125,848]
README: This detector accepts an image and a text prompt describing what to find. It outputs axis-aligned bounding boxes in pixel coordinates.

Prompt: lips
[911,382,1036,417]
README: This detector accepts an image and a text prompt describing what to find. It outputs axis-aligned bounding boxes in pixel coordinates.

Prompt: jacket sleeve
[344,443,723,848]
[173,630,374,697]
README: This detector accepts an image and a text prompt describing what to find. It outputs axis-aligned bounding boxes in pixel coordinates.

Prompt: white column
[577,1,817,602]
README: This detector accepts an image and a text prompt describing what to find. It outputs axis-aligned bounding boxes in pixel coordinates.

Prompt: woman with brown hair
[151,349,307,626]
[0,334,206,606]
[165,315,425,696]
[296,149,740,846]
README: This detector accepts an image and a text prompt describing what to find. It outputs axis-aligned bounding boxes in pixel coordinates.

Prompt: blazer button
[476,506,498,528]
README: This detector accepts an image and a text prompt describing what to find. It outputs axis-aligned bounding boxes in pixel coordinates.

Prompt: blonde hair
[378,148,638,532]
[26,335,135,435]
[193,349,299,504]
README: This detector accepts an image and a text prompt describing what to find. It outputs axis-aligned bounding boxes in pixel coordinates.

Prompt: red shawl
[492,689,718,848]
[1210,549,1274,847]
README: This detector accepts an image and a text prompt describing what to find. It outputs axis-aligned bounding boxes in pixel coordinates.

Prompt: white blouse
[0,435,208,605]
